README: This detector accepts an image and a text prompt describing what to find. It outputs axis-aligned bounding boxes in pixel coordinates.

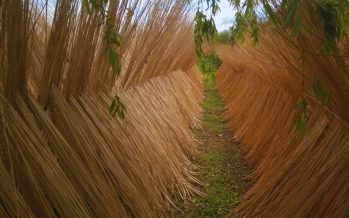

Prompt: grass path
[172,78,250,217]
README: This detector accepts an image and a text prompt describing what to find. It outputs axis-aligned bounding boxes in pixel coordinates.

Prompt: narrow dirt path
[172,78,251,217]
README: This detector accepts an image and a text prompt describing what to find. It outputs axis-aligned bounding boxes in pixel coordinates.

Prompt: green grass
[202,74,226,132]
[203,114,225,132]
[171,73,240,218]
[193,150,239,217]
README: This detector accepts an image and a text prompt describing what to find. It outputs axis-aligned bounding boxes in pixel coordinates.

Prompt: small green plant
[197,50,222,75]
[215,29,233,45]
[197,50,222,87]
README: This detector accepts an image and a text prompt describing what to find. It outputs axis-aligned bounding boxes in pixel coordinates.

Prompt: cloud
[220,17,235,25]
[214,0,236,31]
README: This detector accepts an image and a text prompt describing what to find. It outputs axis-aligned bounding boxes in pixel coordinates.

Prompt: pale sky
[40,0,236,32]
[214,0,236,32]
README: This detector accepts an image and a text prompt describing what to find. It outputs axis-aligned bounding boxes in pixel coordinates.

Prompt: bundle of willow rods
[217,3,349,217]
[0,0,203,217]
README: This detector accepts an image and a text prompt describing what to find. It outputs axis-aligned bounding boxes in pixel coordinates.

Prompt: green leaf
[109,99,117,116]
[82,0,91,12]
[285,0,299,28]
[296,113,308,138]
[231,12,246,43]
[197,50,221,75]
[108,48,122,76]
[312,80,331,106]
[90,0,98,8]
[107,31,122,46]
[109,96,126,119]
[262,1,280,26]
[289,14,302,41]
[297,54,305,61]
[194,10,218,58]
[251,25,260,46]
[295,99,307,110]
[315,0,347,52]
[232,0,241,8]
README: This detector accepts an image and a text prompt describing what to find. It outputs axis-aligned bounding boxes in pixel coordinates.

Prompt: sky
[39,0,236,32]
[214,0,236,32]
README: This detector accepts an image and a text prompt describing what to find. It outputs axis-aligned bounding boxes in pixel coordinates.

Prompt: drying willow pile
[217,2,349,217]
[0,0,203,217]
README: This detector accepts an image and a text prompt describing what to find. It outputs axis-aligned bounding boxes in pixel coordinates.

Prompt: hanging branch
[83,0,126,119]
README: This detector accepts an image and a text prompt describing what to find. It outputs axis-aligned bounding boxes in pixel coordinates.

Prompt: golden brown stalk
[217,2,349,217]
[0,0,202,217]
